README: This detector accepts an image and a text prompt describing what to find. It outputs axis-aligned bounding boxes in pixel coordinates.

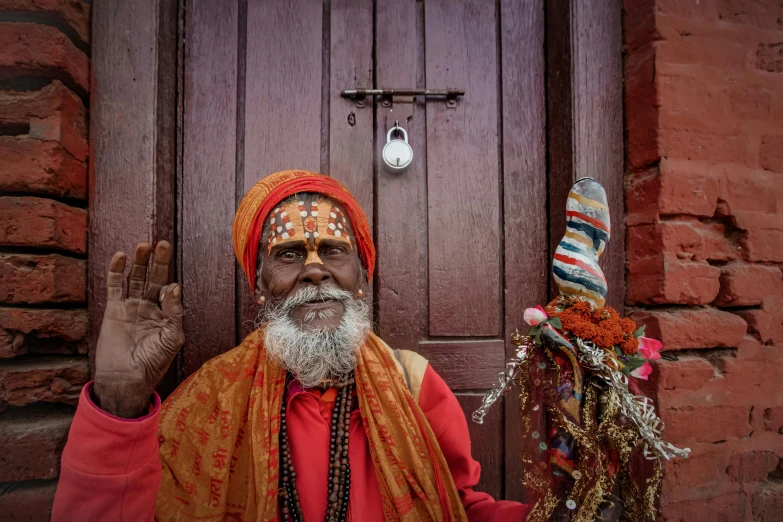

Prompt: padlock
[382,122,413,172]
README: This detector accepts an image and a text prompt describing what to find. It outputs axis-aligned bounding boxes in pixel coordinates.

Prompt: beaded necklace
[278,372,356,522]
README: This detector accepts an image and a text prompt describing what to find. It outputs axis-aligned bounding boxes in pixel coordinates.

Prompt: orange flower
[620,317,637,335]
[620,337,639,354]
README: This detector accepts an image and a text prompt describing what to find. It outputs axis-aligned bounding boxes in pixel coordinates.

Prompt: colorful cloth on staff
[552,178,611,308]
[232,170,376,291]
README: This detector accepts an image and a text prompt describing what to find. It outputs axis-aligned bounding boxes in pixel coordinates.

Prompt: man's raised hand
[93,241,185,418]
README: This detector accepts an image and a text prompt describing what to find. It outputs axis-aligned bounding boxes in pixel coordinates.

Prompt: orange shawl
[155,331,467,521]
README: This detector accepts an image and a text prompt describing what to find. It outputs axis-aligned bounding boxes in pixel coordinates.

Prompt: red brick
[662,220,738,262]
[752,482,783,522]
[0,136,86,199]
[0,81,87,160]
[0,479,57,522]
[0,0,91,44]
[762,406,783,433]
[0,356,88,408]
[715,263,783,306]
[717,166,778,214]
[731,210,783,233]
[727,451,779,482]
[629,307,747,350]
[656,0,719,19]
[0,197,86,253]
[0,254,85,304]
[657,34,751,70]
[624,43,659,171]
[662,450,731,496]
[736,295,783,343]
[661,127,747,165]
[760,134,783,172]
[0,22,88,94]
[756,42,783,73]
[659,159,719,217]
[728,84,772,121]
[0,308,87,358]
[0,411,72,481]
[626,224,663,273]
[718,0,779,30]
[623,0,657,51]
[742,229,783,262]
[662,493,747,522]
[657,72,733,134]
[656,356,716,392]
[625,167,660,225]
[663,405,752,443]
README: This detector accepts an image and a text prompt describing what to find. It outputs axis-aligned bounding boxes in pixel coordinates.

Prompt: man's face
[257,196,366,331]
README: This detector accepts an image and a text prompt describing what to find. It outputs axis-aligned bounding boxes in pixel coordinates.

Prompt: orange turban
[232,170,375,291]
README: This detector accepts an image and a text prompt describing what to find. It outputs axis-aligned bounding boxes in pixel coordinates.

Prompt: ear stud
[258,296,266,305]
[357,289,364,297]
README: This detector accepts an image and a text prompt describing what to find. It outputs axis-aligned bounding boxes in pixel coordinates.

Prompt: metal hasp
[341,88,465,108]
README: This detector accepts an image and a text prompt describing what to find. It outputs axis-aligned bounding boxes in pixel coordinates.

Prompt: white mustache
[274,283,354,317]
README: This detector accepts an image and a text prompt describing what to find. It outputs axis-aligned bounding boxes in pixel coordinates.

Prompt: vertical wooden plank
[458,394,502,500]
[240,0,324,338]
[180,0,238,377]
[546,0,625,311]
[572,0,625,311]
[329,0,373,222]
[156,0,183,398]
[501,0,547,501]
[243,0,323,180]
[375,0,426,351]
[546,0,575,304]
[89,0,170,370]
[425,0,501,337]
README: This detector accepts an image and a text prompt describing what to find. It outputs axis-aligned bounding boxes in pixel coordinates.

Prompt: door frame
[89,0,624,500]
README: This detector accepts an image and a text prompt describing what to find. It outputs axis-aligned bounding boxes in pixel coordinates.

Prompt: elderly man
[51,170,530,521]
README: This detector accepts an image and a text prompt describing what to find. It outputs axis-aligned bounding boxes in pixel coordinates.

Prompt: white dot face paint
[266,200,354,261]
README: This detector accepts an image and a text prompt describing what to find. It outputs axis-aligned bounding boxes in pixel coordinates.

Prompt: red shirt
[52,366,530,521]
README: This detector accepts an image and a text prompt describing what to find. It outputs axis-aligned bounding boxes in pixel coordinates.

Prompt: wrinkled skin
[93,200,367,418]
[93,241,185,418]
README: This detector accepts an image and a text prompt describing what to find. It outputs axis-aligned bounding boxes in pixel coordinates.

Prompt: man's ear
[254,260,268,305]
[254,284,267,305]
[358,271,369,298]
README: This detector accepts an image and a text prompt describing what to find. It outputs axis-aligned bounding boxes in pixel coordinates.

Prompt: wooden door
[91,0,623,503]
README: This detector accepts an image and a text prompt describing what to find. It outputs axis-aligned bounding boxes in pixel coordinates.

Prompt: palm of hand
[93,241,184,418]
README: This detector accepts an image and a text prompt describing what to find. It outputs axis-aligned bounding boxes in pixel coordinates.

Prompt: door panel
[180,0,238,377]
[180,0,549,500]
[425,0,502,338]
[93,0,623,506]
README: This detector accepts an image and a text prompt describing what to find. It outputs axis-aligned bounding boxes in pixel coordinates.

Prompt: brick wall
[624,0,783,520]
[0,1,90,520]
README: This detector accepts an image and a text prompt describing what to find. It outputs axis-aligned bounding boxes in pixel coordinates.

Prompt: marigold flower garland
[473,295,688,522]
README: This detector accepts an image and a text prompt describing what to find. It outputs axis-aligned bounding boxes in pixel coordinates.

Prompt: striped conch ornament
[552,178,610,308]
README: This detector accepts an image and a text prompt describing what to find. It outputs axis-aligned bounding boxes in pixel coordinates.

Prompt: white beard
[259,284,371,388]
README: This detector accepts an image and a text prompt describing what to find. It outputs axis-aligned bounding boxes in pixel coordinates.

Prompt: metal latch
[340,88,465,109]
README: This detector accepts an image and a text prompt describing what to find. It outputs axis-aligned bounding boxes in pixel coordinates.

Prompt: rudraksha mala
[278,372,355,522]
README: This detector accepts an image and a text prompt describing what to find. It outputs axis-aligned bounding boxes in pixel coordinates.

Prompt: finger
[107,251,127,301]
[160,284,184,353]
[160,283,182,320]
[127,243,153,299]
[143,241,172,301]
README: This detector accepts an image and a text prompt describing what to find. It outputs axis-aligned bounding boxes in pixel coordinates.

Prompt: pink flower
[631,362,653,380]
[638,337,662,361]
[523,305,548,326]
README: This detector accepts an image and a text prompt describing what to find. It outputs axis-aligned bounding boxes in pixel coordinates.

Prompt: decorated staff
[474,178,689,522]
